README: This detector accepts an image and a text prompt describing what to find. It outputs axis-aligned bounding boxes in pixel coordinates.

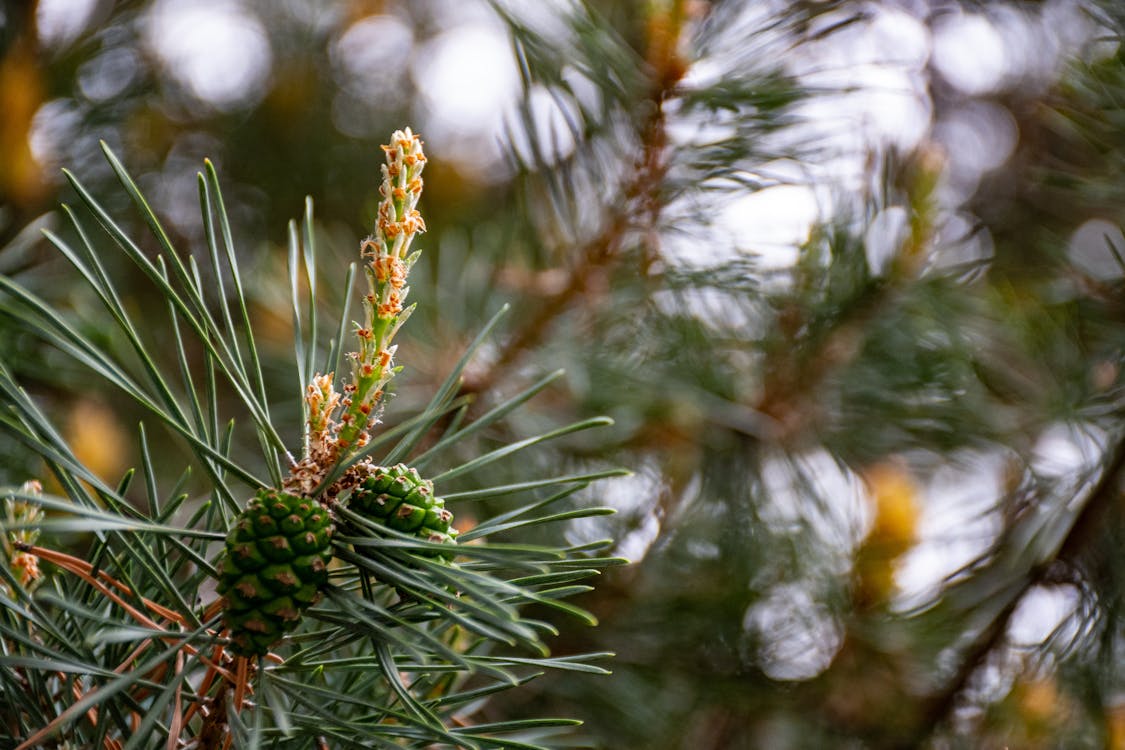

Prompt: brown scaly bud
[2,480,45,594]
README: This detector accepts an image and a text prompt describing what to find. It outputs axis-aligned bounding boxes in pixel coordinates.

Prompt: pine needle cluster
[0,128,623,748]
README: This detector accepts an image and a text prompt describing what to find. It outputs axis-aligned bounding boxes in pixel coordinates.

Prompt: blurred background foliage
[4,0,1125,747]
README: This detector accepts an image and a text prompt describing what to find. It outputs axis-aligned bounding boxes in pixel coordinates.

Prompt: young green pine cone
[218,490,334,656]
[348,464,457,557]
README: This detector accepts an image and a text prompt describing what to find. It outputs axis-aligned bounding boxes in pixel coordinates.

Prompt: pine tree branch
[462,4,685,397]
[0,132,625,746]
[912,430,1125,745]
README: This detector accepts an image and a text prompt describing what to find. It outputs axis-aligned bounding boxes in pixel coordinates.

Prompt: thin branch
[462,4,686,397]
[913,431,1125,743]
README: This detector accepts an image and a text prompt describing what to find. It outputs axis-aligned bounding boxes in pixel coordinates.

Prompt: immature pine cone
[349,464,457,557]
[218,490,334,656]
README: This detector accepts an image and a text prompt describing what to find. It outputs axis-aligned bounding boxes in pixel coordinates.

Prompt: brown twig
[166,649,185,750]
[912,432,1125,744]
[232,655,251,715]
[197,677,230,750]
[20,544,193,629]
[14,544,275,748]
[462,3,687,397]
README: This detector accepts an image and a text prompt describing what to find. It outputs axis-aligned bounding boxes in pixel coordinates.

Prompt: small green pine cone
[218,489,334,656]
[349,464,457,557]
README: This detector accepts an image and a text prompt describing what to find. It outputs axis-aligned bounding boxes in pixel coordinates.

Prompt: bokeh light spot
[932,13,1008,95]
[144,0,272,111]
[36,0,99,49]
[412,24,521,171]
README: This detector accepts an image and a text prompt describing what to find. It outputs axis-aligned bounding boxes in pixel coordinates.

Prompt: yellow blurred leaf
[65,400,130,485]
[864,460,919,551]
[1109,701,1125,750]
[0,37,48,207]
[853,460,921,607]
